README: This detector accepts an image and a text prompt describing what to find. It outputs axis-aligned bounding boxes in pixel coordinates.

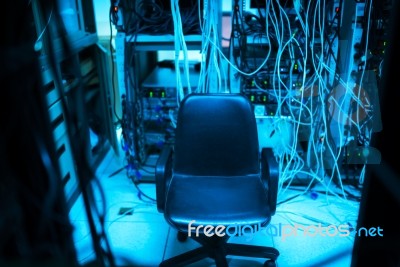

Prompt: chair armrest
[261,148,279,215]
[155,144,173,213]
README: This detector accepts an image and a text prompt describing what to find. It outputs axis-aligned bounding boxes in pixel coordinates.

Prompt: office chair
[156,94,279,267]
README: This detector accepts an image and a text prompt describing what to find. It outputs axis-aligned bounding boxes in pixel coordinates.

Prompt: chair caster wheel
[177,231,188,242]
[264,259,276,267]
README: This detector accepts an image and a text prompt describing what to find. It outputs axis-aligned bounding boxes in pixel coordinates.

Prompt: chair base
[160,233,279,267]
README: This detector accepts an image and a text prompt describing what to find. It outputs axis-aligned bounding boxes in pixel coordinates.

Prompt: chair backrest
[174,93,260,176]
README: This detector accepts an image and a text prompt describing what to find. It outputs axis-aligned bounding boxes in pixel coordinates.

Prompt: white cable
[171,0,184,103]
[356,0,373,131]
[34,9,53,51]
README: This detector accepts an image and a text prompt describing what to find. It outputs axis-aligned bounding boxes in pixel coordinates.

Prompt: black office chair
[156,94,280,267]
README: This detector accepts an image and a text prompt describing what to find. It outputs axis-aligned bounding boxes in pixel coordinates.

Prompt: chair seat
[164,174,271,230]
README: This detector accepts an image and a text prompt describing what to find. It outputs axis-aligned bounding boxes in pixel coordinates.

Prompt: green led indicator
[161,91,165,98]
[384,41,387,46]
[262,96,267,102]
[270,112,274,115]
[294,64,298,70]
[250,95,255,102]
[357,153,361,157]
[251,80,255,87]
[149,91,153,98]
[264,80,268,85]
